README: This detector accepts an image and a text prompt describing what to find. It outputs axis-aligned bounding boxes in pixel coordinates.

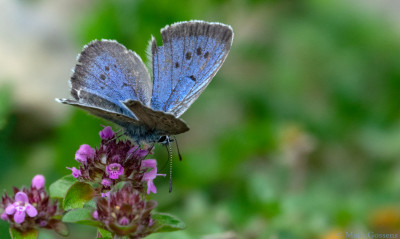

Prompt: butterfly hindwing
[151,21,233,117]
[71,40,152,110]
[123,100,189,135]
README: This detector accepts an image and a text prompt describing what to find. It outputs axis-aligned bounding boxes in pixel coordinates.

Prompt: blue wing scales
[150,21,233,117]
[70,40,152,116]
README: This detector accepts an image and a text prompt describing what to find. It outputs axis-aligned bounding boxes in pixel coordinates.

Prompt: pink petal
[75,144,95,162]
[15,192,28,203]
[92,211,99,220]
[127,146,139,155]
[5,205,15,215]
[67,167,81,178]
[135,149,148,158]
[13,211,25,224]
[99,126,115,139]
[101,191,110,197]
[119,216,130,225]
[32,175,45,189]
[143,168,157,180]
[106,163,124,179]
[101,178,112,187]
[108,172,118,179]
[25,204,37,217]
[141,159,156,169]
[1,212,8,221]
[147,180,156,194]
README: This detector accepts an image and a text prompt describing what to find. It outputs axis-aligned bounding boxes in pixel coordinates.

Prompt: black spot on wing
[175,62,180,68]
[100,74,106,80]
[204,52,209,58]
[196,47,202,55]
[185,52,192,60]
[189,75,196,81]
[105,66,110,71]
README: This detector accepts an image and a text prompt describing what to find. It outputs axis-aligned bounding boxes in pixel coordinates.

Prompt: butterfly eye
[158,136,167,143]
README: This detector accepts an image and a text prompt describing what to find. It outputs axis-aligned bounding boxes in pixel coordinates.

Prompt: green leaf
[9,228,38,239]
[62,208,102,227]
[97,228,113,239]
[63,182,95,210]
[83,198,97,210]
[49,175,77,199]
[151,213,186,233]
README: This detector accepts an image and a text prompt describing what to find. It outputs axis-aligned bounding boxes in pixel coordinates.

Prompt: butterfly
[56,20,233,144]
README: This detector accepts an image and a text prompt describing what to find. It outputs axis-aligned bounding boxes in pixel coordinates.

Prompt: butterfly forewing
[71,40,152,110]
[151,21,233,117]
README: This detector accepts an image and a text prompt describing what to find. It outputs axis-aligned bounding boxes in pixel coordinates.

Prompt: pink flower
[75,144,95,163]
[141,159,166,194]
[1,212,8,221]
[106,163,124,180]
[119,216,130,225]
[5,192,37,224]
[101,178,112,187]
[99,126,115,140]
[67,167,81,178]
[32,175,45,190]
[101,191,110,198]
[92,210,99,220]
[128,146,149,158]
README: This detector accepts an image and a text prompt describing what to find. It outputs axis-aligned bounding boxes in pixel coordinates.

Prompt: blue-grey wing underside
[150,21,233,117]
[70,40,152,117]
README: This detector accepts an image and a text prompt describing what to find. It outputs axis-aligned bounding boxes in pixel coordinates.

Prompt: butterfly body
[56,21,233,143]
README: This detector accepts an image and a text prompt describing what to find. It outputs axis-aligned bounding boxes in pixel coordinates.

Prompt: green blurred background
[1,0,400,238]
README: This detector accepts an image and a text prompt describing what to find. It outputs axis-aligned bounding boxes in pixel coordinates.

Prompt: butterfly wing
[56,97,141,128]
[123,99,189,135]
[150,21,233,117]
[70,40,152,116]
[57,91,155,142]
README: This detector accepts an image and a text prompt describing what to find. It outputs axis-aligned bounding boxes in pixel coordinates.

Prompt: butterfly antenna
[167,137,173,193]
[173,136,183,161]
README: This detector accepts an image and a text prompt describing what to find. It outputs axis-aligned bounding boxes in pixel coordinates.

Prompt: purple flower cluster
[67,126,165,196]
[1,175,66,235]
[92,183,157,238]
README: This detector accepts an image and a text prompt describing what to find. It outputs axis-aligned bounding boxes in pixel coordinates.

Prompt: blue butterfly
[56,20,233,144]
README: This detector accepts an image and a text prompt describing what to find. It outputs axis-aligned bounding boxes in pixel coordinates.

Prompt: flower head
[67,126,157,196]
[1,175,66,235]
[93,183,156,237]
